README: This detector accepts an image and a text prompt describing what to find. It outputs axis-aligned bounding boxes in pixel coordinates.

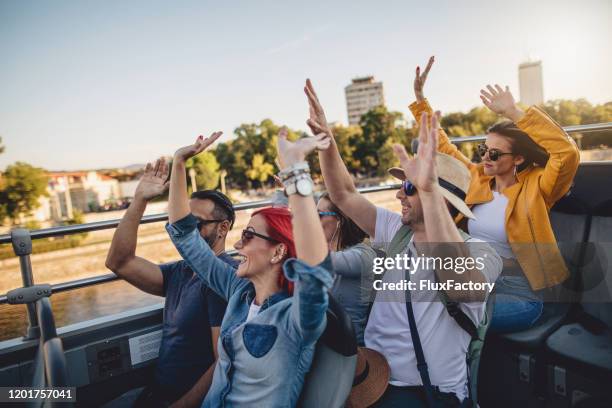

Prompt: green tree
[0,136,4,155]
[215,119,301,189]
[355,106,409,176]
[189,151,220,190]
[246,154,275,186]
[0,162,49,224]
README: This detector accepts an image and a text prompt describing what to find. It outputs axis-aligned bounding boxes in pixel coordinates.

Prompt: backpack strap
[403,248,437,407]
[387,224,413,260]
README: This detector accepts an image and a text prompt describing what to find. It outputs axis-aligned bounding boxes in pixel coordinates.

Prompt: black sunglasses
[196,217,226,230]
[402,180,417,196]
[241,228,279,244]
[477,143,513,161]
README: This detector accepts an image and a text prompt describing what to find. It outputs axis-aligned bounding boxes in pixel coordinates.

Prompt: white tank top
[468,191,515,259]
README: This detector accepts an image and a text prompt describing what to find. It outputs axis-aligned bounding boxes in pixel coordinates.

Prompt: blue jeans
[489,275,543,334]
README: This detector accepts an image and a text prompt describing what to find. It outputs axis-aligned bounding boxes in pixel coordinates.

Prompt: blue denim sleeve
[284,254,334,345]
[166,213,247,301]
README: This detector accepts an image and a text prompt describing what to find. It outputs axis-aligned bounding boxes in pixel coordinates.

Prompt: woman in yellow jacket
[411,57,580,333]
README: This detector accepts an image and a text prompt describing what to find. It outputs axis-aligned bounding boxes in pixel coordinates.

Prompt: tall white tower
[518,61,544,106]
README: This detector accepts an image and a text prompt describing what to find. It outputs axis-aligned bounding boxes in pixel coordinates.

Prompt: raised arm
[276,127,334,344]
[409,56,473,168]
[394,112,488,302]
[168,132,222,223]
[480,84,580,205]
[105,159,169,296]
[166,133,246,300]
[305,79,377,237]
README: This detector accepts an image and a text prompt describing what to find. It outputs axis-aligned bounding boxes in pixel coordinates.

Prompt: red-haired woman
[165,128,334,406]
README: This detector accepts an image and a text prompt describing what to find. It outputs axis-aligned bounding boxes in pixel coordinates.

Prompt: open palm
[393,111,440,193]
[135,158,170,201]
[277,127,330,169]
[480,84,516,116]
[174,131,223,162]
[304,79,331,136]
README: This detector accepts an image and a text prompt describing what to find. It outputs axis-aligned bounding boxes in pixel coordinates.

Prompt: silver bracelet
[278,162,310,180]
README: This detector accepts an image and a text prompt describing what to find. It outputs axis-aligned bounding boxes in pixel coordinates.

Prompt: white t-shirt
[468,191,515,259]
[365,207,502,400]
[246,302,261,322]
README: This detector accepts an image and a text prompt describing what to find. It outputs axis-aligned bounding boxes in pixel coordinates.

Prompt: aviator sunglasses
[241,228,279,244]
[477,143,513,161]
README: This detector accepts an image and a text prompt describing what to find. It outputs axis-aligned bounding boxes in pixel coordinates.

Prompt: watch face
[296,178,313,196]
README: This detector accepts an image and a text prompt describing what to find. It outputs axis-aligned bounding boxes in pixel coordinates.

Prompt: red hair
[252,207,296,295]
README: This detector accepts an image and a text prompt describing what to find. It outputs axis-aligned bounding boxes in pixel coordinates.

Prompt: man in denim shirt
[106,159,236,407]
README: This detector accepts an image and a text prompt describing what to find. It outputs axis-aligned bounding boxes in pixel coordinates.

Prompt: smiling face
[396,186,424,226]
[316,197,339,245]
[233,214,284,280]
[482,133,524,177]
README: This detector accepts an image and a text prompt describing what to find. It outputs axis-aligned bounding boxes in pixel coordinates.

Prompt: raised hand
[174,131,223,163]
[393,111,440,193]
[304,79,331,136]
[276,127,330,169]
[135,158,170,201]
[414,56,434,102]
[480,84,524,121]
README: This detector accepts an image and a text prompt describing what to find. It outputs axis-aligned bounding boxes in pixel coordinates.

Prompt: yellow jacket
[409,99,580,290]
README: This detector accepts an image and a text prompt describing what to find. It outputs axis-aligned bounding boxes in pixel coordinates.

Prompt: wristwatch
[285,175,313,196]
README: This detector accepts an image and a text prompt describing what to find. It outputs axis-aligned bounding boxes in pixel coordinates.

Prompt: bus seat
[545,204,612,405]
[478,193,590,407]
[497,193,589,351]
[299,295,358,408]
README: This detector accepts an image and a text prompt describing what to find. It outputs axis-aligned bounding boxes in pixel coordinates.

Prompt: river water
[0,190,399,342]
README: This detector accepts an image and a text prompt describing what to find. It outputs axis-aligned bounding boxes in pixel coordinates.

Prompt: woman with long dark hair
[165,128,334,406]
[412,57,580,333]
[317,192,377,345]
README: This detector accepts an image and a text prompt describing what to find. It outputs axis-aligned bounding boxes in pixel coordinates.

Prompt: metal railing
[1,121,611,309]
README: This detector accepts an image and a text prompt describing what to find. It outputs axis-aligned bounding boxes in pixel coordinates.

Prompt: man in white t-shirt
[305,79,502,406]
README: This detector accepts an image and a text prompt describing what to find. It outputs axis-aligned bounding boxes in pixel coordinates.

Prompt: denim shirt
[166,214,334,408]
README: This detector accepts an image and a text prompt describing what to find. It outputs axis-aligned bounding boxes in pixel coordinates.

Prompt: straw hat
[345,347,390,408]
[388,152,475,220]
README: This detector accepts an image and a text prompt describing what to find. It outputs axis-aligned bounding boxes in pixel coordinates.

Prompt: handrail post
[10,228,40,339]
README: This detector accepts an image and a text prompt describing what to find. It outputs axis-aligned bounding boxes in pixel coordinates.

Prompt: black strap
[445,302,478,340]
[438,177,466,201]
[404,249,437,408]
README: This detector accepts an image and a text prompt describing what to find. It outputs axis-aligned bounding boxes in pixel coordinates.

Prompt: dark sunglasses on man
[196,217,226,231]
[241,227,279,244]
[477,143,513,161]
[402,180,417,196]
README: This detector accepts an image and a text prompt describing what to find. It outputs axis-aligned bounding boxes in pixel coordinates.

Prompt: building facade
[518,61,544,106]
[345,76,385,125]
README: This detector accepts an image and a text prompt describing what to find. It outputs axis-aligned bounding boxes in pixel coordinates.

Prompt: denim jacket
[166,214,334,408]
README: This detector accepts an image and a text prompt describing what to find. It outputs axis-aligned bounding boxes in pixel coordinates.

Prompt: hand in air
[480,84,521,119]
[393,111,441,194]
[276,127,330,169]
[174,131,223,163]
[304,79,331,136]
[135,158,170,201]
[414,56,434,102]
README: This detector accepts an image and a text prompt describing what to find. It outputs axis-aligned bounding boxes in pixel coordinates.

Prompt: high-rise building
[518,61,544,106]
[345,76,385,125]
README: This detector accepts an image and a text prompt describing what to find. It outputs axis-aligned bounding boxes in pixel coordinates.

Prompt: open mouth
[236,253,248,265]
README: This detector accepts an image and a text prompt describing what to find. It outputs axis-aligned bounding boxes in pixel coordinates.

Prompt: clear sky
[1,0,610,171]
